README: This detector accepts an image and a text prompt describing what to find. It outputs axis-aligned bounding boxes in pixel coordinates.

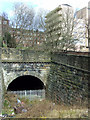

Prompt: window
[3,21,7,24]
[30,37,32,40]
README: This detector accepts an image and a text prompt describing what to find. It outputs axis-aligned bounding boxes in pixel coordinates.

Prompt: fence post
[25,90,27,96]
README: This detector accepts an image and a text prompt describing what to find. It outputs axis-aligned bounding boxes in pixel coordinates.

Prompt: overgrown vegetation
[3,32,16,48]
[0,37,3,47]
[2,93,88,118]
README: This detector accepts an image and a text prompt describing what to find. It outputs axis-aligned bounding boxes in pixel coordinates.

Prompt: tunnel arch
[7,75,45,91]
[4,70,47,90]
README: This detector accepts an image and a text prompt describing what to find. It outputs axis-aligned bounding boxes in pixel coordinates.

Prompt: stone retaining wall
[1,48,51,63]
[0,48,89,108]
[46,52,89,105]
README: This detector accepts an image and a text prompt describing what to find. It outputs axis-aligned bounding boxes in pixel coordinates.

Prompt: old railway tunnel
[2,61,50,91]
[7,75,45,91]
[0,48,89,105]
[1,48,50,92]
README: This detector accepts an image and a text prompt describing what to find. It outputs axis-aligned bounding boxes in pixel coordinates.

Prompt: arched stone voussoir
[3,70,47,90]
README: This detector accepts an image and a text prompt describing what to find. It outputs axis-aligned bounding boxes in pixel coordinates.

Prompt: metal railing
[8,89,45,101]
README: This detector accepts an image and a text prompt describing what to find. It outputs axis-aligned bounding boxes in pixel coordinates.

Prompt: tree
[45,6,78,51]
[0,37,3,47]
[12,2,35,30]
[73,7,88,51]
[88,1,90,51]
[1,12,8,19]
[73,18,88,51]
[34,8,49,31]
[57,7,77,51]
[3,32,16,48]
[10,2,35,45]
[10,3,49,48]
[0,12,9,47]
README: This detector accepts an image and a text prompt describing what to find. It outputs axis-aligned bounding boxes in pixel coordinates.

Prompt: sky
[0,0,90,19]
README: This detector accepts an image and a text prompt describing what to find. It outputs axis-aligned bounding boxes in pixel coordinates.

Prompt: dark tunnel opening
[7,75,45,91]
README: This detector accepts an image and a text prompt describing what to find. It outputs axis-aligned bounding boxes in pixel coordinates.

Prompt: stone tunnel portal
[7,75,45,91]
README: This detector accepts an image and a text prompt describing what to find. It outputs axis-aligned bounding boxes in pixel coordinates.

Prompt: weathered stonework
[1,48,51,63]
[2,62,50,89]
[1,48,51,90]
[0,48,89,112]
[51,52,89,71]
[46,52,89,105]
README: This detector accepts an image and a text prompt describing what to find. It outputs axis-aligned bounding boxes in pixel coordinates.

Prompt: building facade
[75,7,88,51]
[45,4,89,52]
[0,16,9,46]
[45,4,75,51]
[9,28,45,47]
[0,16,9,37]
[76,7,88,20]
[0,15,45,48]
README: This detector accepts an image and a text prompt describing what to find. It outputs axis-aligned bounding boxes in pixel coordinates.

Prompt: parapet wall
[0,48,51,63]
[46,52,89,105]
[51,52,89,71]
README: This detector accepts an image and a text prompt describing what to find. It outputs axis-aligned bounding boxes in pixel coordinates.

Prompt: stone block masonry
[0,47,89,111]
[0,47,51,114]
[2,62,50,89]
[46,52,89,106]
[1,48,51,63]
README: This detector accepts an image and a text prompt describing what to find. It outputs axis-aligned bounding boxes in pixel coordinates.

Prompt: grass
[15,99,88,118]
[2,108,14,116]
[2,93,88,118]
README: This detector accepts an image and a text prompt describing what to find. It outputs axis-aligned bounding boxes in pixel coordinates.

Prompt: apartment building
[10,28,45,47]
[0,16,9,46]
[76,7,88,20]
[75,7,88,51]
[0,15,45,47]
[0,16,9,37]
[45,4,89,52]
[45,4,74,50]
